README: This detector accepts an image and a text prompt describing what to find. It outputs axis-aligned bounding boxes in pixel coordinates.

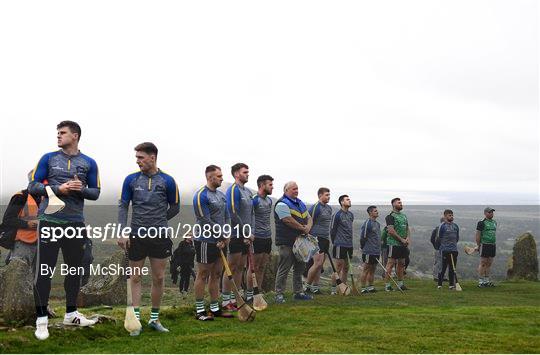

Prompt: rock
[261,254,279,293]
[77,250,126,307]
[0,259,35,325]
[87,313,117,324]
[507,232,538,281]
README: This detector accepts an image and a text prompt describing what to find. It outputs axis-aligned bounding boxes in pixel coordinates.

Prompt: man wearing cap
[475,207,497,287]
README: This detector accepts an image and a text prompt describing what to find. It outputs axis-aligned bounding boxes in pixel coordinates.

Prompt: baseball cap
[484,207,495,213]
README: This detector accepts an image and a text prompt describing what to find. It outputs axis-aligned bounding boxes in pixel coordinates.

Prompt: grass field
[1,280,539,353]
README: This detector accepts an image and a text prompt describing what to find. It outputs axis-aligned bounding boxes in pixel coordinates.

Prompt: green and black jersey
[385,211,409,247]
[477,218,497,244]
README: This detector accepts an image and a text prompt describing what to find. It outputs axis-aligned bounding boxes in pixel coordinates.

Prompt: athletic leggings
[34,221,86,317]
[438,251,458,287]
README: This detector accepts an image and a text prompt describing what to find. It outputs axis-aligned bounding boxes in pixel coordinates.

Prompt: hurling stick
[450,254,462,291]
[325,252,351,295]
[44,186,65,214]
[346,254,360,295]
[220,250,256,322]
[248,245,268,311]
[124,248,141,333]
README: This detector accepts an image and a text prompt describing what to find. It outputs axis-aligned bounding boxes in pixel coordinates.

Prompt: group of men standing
[18,121,498,341]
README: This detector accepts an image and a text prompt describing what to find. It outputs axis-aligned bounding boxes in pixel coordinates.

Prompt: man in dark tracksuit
[170,238,196,294]
[29,121,100,340]
[436,210,459,289]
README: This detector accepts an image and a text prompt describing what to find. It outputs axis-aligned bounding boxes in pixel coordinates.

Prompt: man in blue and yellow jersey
[29,121,100,340]
[304,187,332,294]
[192,165,233,321]
[274,181,313,303]
[222,163,254,310]
[118,142,179,335]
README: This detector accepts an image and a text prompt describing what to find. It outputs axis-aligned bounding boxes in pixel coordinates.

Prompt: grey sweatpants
[433,250,442,279]
[275,245,305,294]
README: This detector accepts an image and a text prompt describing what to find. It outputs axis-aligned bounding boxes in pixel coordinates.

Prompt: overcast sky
[0,1,538,205]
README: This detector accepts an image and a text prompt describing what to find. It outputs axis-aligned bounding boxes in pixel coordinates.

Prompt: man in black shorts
[118,142,179,335]
[476,207,497,287]
[222,163,254,310]
[192,165,233,320]
[305,187,332,294]
[384,198,410,291]
[247,175,274,301]
[359,206,381,293]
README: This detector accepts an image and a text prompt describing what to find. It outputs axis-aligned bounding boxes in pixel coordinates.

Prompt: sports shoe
[294,292,313,301]
[130,327,143,337]
[275,294,286,304]
[449,286,456,290]
[63,311,97,326]
[399,285,408,291]
[368,288,377,293]
[437,285,442,289]
[210,309,234,318]
[195,312,214,321]
[385,285,393,292]
[224,303,238,312]
[311,288,321,294]
[35,316,49,340]
[148,319,169,332]
[485,281,495,287]
[361,288,370,294]
[478,283,486,288]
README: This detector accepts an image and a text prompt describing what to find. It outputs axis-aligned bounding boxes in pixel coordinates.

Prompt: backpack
[430,223,444,250]
[0,190,29,249]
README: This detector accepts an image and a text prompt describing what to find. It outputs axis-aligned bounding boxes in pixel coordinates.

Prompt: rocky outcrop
[507,232,538,281]
[77,251,127,307]
[0,259,35,325]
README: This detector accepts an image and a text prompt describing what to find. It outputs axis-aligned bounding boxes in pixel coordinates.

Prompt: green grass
[1,280,539,353]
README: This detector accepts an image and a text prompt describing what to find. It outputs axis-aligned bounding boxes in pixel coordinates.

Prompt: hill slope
[1,280,539,353]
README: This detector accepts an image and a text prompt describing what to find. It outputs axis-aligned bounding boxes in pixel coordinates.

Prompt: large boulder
[77,250,127,307]
[0,259,35,325]
[507,232,538,281]
[261,254,279,293]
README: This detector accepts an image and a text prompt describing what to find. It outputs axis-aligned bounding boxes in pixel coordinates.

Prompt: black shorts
[253,238,272,254]
[228,238,249,255]
[332,245,353,260]
[128,235,172,261]
[362,254,379,265]
[195,240,226,264]
[480,243,496,258]
[388,245,407,260]
[318,238,330,254]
